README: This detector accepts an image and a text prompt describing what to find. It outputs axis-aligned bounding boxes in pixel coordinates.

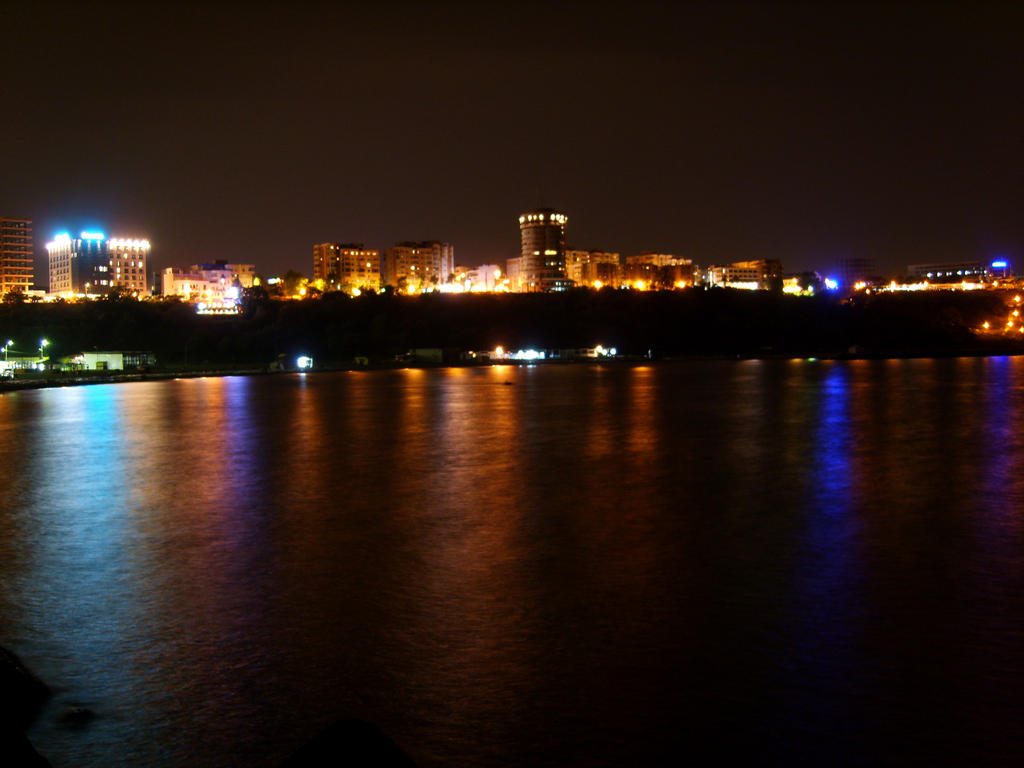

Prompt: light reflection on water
[2,362,1024,766]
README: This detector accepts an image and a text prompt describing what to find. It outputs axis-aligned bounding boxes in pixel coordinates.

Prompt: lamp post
[2,340,11,361]
[38,338,49,366]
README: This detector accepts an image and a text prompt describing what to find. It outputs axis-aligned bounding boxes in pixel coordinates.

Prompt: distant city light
[824,278,839,291]
[512,349,544,361]
[296,356,313,369]
[992,260,1008,269]
[80,231,104,240]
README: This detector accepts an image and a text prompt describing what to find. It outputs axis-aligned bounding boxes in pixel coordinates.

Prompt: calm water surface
[2,360,1024,766]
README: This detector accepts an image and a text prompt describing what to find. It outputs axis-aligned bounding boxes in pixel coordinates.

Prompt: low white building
[464,264,503,292]
[71,351,156,371]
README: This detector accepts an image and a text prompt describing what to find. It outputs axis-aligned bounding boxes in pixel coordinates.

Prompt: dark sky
[2,0,1022,280]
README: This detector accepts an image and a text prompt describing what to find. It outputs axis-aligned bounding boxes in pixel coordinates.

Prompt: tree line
[0,288,1017,369]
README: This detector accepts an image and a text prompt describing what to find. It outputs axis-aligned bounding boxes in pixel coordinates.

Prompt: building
[383,241,454,291]
[565,249,620,285]
[313,243,381,293]
[46,231,150,295]
[162,261,256,304]
[463,264,503,292]
[839,256,876,287]
[581,260,623,288]
[706,259,782,290]
[162,268,218,300]
[0,217,33,296]
[907,261,989,282]
[505,256,523,293]
[106,238,150,294]
[69,351,156,371]
[990,259,1013,279]
[626,251,689,267]
[518,208,571,291]
[623,252,700,288]
[193,261,255,288]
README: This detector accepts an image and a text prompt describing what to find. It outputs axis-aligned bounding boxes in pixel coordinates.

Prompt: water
[2,360,1024,766]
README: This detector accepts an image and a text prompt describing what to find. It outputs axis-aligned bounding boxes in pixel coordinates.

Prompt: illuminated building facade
[383,241,454,291]
[624,261,700,289]
[195,261,255,288]
[519,208,571,291]
[69,350,156,371]
[505,256,523,292]
[463,264,503,292]
[582,260,624,288]
[565,250,620,285]
[162,261,256,302]
[0,217,33,295]
[107,238,150,294]
[706,259,782,290]
[46,231,150,295]
[313,242,381,293]
[625,252,690,267]
[907,261,989,282]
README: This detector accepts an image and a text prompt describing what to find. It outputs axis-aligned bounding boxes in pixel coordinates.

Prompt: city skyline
[2,2,1022,278]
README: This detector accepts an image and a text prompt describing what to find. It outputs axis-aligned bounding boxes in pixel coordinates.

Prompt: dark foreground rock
[280,719,417,767]
[0,645,51,767]
[0,645,49,730]
[4,730,52,768]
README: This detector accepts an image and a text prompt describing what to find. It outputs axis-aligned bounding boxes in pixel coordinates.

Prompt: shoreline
[4,347,1024,393]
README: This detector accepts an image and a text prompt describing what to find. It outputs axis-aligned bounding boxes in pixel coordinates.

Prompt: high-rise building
[383,241,454,291]
[0,217,33,295]
[518,208,571,291]
[46,231,150,295]
[313,242,380,293]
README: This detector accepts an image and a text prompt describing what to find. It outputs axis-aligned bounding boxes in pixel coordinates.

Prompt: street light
[2,340,11,361]
[38,338,49,360]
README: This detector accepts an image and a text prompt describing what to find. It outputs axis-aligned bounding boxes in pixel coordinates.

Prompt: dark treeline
[0,288,1018,367]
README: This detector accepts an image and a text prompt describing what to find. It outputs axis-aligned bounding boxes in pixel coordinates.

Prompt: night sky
[2,1,1022,281]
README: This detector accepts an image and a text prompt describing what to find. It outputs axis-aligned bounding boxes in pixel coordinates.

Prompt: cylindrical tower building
[518,208,570,291]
